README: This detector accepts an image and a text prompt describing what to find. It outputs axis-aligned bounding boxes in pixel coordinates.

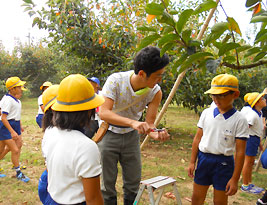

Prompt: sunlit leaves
[251,15,267,23]
[160,42,175,57]
[253,52,266,62]
[245,0,260,8]
[193,0,217,15]
[218,42,240,56]
[176,9,193,33]
[245,47,261,57]
[137,26,157,32]
[254,29,267,43]
[227,17,242,36]
[158,33,179,47]
[145,3,164,15]
[137,34,161,50]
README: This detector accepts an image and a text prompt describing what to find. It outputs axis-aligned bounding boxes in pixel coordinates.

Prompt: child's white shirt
[198,107,249,156]
[0,94,21,121]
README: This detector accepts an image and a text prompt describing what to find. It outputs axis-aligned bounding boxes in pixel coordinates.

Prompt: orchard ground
[0,98,266,204]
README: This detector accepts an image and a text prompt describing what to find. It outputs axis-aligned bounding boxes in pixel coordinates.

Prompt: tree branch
[222,60,267,69]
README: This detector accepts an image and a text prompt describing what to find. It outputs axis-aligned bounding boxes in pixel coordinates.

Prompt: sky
[0,0,256,53]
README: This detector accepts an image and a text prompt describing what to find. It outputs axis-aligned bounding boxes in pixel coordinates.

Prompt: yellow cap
[40,81,52,90]
[205,74,239,94]
[244,92,265,108]
[52,74,105,112]
[42,84,59,113]
[6,77,26,90]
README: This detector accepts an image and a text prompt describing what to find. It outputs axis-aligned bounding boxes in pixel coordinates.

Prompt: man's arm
[98,97,151,135]
[1,113,18,140]
[188,127,203,178]
[145,90,169,141]
[225,139,246,196]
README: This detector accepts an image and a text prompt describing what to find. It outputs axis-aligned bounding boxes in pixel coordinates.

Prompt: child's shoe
[257,199,267,205]
[0,167,3,172]
[241,184,262,194]
[17,172,30,183]
[12,165,26,170]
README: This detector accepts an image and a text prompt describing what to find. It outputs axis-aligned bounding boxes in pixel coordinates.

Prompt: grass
[0,98,266,204]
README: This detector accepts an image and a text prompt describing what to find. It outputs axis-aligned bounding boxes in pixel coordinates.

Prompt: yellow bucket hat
[52,74,105,112]
[205,74,239,94]
[42,84,59,113]
[244,92,265,108]
[6,77,26,90]
[40,81,52,90]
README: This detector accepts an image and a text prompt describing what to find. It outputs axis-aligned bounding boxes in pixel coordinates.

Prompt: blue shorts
[0,120,21,140]
[38,170,48,204]
[36,114,44,128]
[246,135,260,156]
[194,151,234,191]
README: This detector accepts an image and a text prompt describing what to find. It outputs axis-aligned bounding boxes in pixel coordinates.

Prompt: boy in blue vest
[188,74,249,204]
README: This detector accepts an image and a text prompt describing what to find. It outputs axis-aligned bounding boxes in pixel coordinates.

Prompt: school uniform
[241,106,264,156]
[36,94,44,128]
[42,127,101,204]
[195,106,249,190]
[0,94,22,140]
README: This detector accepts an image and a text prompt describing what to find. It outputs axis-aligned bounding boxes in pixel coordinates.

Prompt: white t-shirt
[0,94,21,121]
[101,70,160,134]
[37,95,44,115]
[241,106,264,137]
[42,127,102,204]
[198,107,249,156]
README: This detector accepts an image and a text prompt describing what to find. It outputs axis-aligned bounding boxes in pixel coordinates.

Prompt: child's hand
[225,178,238,196]
[149,128,170,141]
[188,162,195,178]
[11,131,19,140]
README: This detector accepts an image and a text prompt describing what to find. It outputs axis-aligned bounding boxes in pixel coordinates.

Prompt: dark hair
[52,110,94,131]
[134,46,169,77]
[42,109,54,132]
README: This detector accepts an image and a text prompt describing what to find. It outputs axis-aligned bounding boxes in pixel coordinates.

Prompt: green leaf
[28,11,36,17]
[169,10,179,15]
[145,3,165,15]
[180,52,214,72]
[163,0,170,7]
[182,29,192,44]
[160,42,175,57]
[251,15,267,23]
[212,41,222,49]
[227,17,242,36]
[223,56,236,63]
[204,31,225,46]
[222,34,231,44]
[23,0,34,4]
[158,33,179,47]
[218,42,240,56]
[245,0,260,7]
[236,45,252,52]
[32,17,41,27]
[253,52,266,62]
[189,40,201,47]
[137,34,161,51]
[158,11,175,26]
[193,0,217,15]
[24,6,32,12]
[137,26,157,32]
[176,9,193,33]
[254,29,267,43]
[211,22,230,33]
[172,53,188,73]
[245,47,261,57]
[162,26,175,34]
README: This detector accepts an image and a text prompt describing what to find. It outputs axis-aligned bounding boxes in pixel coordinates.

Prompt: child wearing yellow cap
[0,77,30,182]
[240,92,266,194]
[36,81,52,128]
[42,74,104,204]
[188,73,249,204]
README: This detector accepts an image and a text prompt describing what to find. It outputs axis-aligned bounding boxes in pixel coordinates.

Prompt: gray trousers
[98,130,141,204]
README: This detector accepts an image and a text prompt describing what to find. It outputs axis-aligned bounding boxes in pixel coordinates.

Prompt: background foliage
[0,0,266,114]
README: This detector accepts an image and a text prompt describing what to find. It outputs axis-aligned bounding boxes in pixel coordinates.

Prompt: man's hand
[11,131,19,140]
[149,128,170,141]
[188,162,195,178]
[225,178,238,196]
[131,121,151,135]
